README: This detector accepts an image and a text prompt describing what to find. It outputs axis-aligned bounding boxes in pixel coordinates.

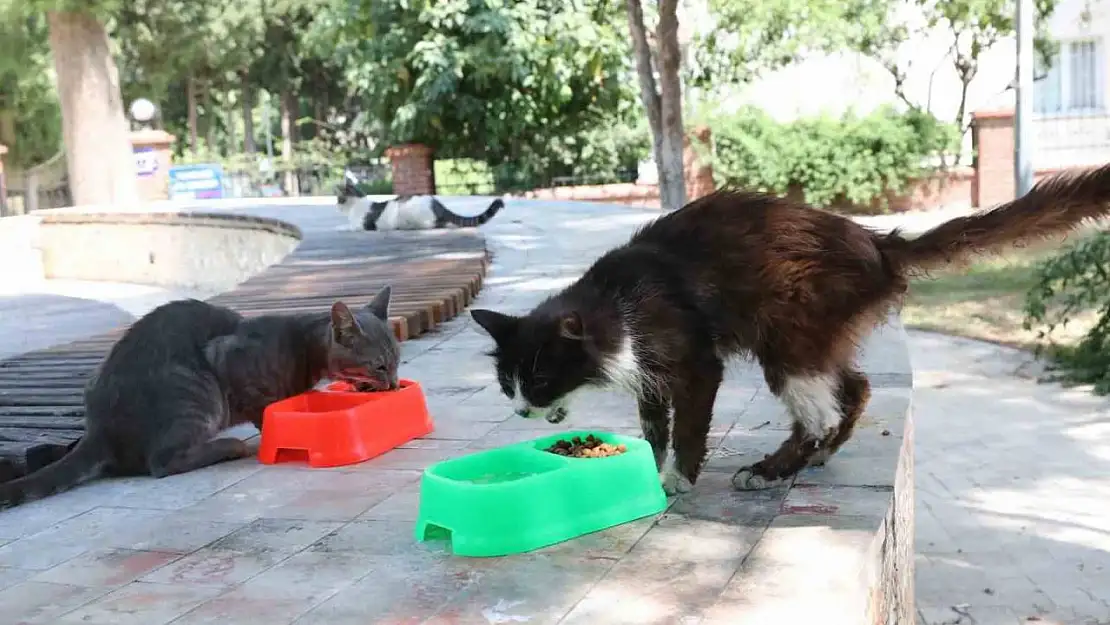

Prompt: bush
[1023,232,1110,393]
[709,106,959,213]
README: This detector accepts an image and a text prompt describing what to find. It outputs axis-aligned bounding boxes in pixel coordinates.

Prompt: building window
[1035,38,1106,115]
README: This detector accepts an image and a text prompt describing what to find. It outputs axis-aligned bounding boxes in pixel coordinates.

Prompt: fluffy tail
[0,435,109,510]
[877,163,1110,273]
[432,198,505,227]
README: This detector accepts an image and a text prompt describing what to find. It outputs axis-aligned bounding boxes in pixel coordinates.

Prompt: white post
[1015,0,1035,197]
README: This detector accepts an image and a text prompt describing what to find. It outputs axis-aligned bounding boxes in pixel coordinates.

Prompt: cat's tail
[433,198,505,228]
[875,163,1110,275]
[0,434,110,510]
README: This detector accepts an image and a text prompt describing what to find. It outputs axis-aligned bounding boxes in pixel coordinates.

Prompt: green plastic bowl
[414,430,667,557]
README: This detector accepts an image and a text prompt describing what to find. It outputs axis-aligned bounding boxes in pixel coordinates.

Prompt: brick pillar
[130,129,176,202]
[683,126,715,202]
[386,144,435,195]
[971,109,1015,208]
[0,144,7,216]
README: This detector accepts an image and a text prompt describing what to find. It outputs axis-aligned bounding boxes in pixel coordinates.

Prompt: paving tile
[139,548,287,588]
[430,553,615,624]
[0,495,99,542]
[46,460,263,511]
[0,580,110,624]
[171,551,384,625]
[779,484,893,518]
[178,468,421,523]
[534,515,659,561]
[397,437,470,450]
[359,481,423,521]
[360,447,461,470]
[560,513,762,623]
[0,565,32,591]
[292,553,502,625]
[669,471,785,525]
[307,519,450,558]
[55,580,223,625]
[101,510,249,553]
[422,419,501,442]
[140,519,342,588]
[0,507,168,570]
[32,549,182,587]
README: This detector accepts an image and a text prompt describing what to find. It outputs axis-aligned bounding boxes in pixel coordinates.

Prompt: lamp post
[1015,0,1035,197]
[129,98,156,130]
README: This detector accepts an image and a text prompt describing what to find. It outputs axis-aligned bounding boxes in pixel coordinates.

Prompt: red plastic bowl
[258,378,434,468]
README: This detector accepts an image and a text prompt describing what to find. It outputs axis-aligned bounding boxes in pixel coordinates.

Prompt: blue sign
[134,146,158,178]
[168,164,225,200]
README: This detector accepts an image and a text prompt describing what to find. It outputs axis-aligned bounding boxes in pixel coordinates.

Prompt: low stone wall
[520,167,975,213]
[33,211,301,293]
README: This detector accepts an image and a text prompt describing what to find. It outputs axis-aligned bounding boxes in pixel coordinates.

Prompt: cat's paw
[731,465,790,491]
[660,464,693,496]
[807,448,831,467]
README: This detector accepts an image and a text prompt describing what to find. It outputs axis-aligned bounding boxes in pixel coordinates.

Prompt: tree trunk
[186,75,199,152]
[204,81,216,150]
[626,0,686,210]
[280,89,298,195]
[655,0,686,210]
[242,73,255,154]
[626,0,664,186]
[47,10,137,206]
[0,110,15,149]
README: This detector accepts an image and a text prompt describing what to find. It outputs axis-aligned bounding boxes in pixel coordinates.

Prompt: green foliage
[0,10,62,168]
[1023,232,1110,393]
[710,106,959,212]
[326,0,641,179]
[691,0,896,89]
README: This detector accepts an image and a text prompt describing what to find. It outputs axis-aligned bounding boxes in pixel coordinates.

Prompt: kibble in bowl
[545,434,627,458]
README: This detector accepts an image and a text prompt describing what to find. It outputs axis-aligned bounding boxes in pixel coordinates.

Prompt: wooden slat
[0,228,489,478]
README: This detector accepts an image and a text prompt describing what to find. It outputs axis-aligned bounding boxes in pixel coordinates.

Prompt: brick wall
[971,110,1017,208]
[386,144,435,195]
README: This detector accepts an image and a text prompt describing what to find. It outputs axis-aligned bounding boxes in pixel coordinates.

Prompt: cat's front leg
[664,358,722,496]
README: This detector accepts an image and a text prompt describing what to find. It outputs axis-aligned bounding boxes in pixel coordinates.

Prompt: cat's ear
[470,309,518,344]
[330,301,363,341]
[366,286,392,321]
[558,311,585,341]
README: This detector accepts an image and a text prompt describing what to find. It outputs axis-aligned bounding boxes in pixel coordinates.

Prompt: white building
[716,0,1109,170]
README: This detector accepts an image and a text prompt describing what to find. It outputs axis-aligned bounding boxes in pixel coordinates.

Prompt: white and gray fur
[336,177,504,231]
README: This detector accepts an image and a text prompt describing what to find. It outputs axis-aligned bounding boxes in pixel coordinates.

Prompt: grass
[900,234,1098,350]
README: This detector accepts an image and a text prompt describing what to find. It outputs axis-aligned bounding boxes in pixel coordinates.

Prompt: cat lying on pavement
[0,286,398,510]
[336,175,504,231]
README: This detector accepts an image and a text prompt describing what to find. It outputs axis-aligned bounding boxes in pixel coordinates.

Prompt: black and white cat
[336,174,504,231]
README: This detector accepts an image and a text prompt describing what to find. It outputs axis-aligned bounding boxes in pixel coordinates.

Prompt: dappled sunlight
[911,331,1110,623]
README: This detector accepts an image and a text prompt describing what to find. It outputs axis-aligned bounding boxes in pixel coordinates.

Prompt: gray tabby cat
[337,176,504,231]
[0,287,398,510]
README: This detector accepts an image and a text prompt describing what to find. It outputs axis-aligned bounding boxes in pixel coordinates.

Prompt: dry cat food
[545,435,627,458]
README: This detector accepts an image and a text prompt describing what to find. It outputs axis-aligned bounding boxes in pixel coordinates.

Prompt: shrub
[709,105,959,213]
[1023,231,1110,393]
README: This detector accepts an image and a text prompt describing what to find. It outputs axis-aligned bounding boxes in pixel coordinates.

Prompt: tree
[324,0,637,183]
[849,0,1060,163]
[0,10,62,169]
[47,7,138,205]
[627,0,687,210]
[626,0,902,210]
